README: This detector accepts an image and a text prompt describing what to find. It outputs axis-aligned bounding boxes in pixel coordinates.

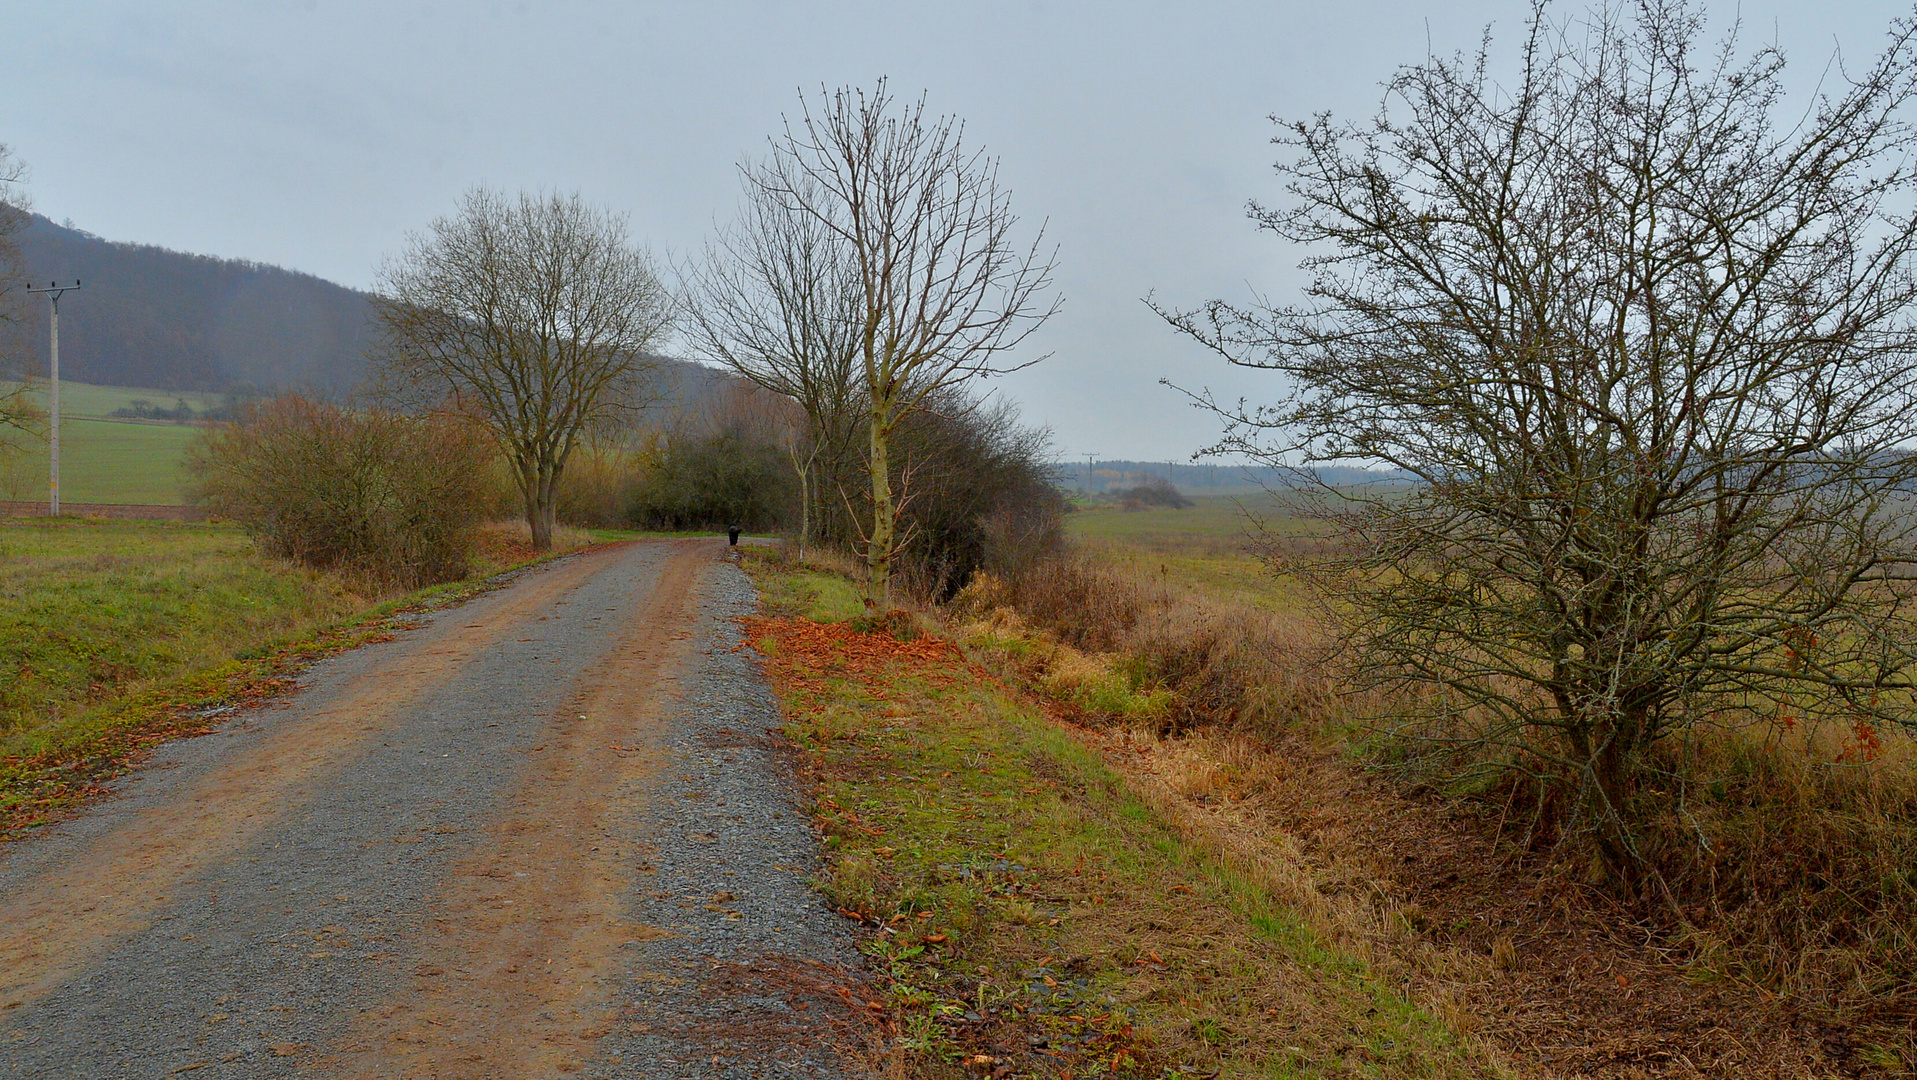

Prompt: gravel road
[0,539,868,1079]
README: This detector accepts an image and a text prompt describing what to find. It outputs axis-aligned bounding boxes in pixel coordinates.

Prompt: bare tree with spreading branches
[1163,0,1917,872]
[755,80,1060,610]
[375,188,673,550]
[681,169,863,562]
[0,143,39,445]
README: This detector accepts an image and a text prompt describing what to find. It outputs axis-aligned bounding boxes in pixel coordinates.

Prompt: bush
[188,396,495,589]
[554,444,645,528]
[627,431,794,532]
[878,397,1067,601]
[1111,479,1193,510]
[960,553,1328,734]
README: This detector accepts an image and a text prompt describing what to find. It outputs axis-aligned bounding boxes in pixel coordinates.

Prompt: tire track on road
[332,539,707,1077]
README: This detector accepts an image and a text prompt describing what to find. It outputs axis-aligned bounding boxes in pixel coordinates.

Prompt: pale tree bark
[375,189,672,550]
[1163,0,1917,874]
[755,80,1060,612]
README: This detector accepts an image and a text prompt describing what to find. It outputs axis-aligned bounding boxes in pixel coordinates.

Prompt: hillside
[6,216,376,395]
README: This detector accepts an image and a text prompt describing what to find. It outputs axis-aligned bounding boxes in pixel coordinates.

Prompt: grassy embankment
[0,517,609,828]
[748,492,1917,1075]
[741,546,1496,1079]
[0,380,222,504]
[1053,495,1917,1075]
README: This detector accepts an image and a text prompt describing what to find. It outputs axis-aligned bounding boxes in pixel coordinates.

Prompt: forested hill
[9,215,376,395]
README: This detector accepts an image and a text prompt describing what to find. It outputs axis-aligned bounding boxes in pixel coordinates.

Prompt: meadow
[0,380,215,505]
[1064,492,1308,609]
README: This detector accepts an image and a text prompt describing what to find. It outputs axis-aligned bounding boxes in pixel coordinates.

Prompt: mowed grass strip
[742,551,1492,1079]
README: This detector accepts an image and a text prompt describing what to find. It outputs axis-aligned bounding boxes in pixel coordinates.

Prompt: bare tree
[1164,0,1917,871]
[755,80,1060,610]
[0,143,38,445]
[681,169,863,562]
[375,188,672,550]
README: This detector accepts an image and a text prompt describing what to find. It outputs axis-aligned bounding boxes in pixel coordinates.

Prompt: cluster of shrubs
[627,432,796,532]
[189,384,1067,601]
[1110,478,1194,510]
[188,396,495,589]
[112,387,261,423]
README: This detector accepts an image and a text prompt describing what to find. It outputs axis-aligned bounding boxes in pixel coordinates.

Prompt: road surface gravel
[0,539,867,1079]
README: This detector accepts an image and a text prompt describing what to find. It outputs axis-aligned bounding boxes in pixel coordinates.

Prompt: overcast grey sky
[5,1,1910,461]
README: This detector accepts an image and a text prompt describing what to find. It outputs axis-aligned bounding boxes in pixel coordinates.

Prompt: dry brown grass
[973,549,1917,1076]
[471,520,598,572]
[954,555,1328,733]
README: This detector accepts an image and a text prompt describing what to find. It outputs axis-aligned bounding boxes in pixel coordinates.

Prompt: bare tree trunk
[522,453,558,553]
[866,406,894,613]
[793,451,811,563]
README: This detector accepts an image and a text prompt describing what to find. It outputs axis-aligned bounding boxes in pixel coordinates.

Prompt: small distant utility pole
[26,280,80,516]
[1084,452,1098,495]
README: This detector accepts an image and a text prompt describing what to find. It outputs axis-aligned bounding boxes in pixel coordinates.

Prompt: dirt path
[0,539,866,1078]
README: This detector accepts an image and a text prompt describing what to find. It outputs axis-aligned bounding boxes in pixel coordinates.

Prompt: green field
[1,418,198,504]
[4,379,227,421]
[0,380,218,505]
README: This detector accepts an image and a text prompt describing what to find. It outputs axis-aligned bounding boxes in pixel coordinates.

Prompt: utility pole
[26,280,80,516]
[1084,452,1098,495]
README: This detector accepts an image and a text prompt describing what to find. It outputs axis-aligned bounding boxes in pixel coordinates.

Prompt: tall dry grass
[954,552,1329,733]
[974,547,1917,1037]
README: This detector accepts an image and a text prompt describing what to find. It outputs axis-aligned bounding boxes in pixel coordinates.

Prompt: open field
[0,380,233,506]
[1,418,199,505]
[1066,493,1308,610]
[3,379,227,420]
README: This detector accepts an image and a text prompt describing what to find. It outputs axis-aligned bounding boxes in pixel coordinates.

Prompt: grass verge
[741,548,1494,1079]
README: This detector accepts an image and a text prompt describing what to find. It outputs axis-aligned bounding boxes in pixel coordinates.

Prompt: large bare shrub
[1165,0,1917,874]
[189,396,494,589]
[975,552,1329,734]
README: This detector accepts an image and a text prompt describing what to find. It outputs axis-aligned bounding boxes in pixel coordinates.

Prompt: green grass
[754,561,867,622]
[743,550,1490,1078]
[0,518,361,753]
[0,380,237,505]
[3,379,227,421]
[1064,493,1312,612]
[1,418,199,504]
